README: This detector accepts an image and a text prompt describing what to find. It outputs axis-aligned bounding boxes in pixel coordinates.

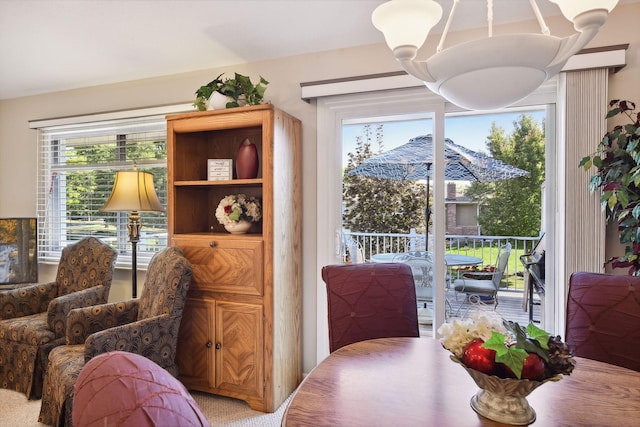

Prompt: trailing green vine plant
[579,100,640,274]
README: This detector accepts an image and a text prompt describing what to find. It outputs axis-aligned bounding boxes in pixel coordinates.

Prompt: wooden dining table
[282,337,640,426]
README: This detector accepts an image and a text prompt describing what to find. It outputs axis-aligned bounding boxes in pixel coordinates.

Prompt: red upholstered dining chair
[565,272,640,372]
[322,263,419,353]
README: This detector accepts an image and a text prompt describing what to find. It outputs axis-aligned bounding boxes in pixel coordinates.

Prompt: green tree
[342,124,425,234]
[466,114,545,237]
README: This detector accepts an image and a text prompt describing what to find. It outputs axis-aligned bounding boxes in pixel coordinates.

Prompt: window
[36,115,167,269]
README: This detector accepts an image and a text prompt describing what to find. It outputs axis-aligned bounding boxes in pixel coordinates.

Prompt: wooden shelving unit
[167,105,302,412]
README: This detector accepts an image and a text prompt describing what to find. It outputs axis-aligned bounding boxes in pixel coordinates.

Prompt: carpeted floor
[0,388,290,427]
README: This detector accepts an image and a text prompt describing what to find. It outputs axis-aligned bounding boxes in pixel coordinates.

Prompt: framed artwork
[0,218,37,285]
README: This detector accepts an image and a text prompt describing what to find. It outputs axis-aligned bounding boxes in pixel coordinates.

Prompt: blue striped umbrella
[346,134,529,250]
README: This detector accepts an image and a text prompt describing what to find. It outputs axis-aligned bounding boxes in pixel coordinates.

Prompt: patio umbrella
[346,134,530,250]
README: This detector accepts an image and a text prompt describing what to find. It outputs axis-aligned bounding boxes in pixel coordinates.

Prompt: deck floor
[418,289,542,337]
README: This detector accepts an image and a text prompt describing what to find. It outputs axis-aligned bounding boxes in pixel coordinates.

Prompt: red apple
[463,339,496,375]
[521,353,545,380]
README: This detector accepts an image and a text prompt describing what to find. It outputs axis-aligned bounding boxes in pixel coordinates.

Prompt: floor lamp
[100,165,164,298]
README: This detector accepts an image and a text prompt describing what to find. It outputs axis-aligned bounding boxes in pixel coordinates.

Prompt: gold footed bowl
[451,356,562,425]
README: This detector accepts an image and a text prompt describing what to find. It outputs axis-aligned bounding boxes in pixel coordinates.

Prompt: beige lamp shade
[101,168,164,213]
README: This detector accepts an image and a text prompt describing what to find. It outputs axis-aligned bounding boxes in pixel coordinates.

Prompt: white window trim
[31,103,193,270]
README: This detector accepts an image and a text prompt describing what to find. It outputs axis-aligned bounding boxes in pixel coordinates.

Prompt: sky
[342,109,546,167]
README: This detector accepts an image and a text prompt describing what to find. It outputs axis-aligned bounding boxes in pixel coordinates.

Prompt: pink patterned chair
[0,237,117,399]
[72,351,209,427]
[565,272,640,372]
[322,263,419,353]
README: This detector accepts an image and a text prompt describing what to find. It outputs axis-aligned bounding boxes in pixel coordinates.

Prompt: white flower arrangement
[438,310,512,359]
[215,194,262,226]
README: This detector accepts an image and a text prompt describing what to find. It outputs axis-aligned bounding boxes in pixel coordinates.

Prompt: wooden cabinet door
[214,301,264,398]
[177,298,216,390]
[174,237,264,296]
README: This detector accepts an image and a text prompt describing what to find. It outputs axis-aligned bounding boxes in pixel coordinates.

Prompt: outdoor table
[370,253,482,266]
[282,337,640,427]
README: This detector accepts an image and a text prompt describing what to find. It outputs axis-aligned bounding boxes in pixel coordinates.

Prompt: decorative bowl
[451,356,562,425]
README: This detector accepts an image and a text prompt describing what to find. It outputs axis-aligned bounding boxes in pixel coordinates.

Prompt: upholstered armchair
[0,237,117,399]
[38,246,193,427]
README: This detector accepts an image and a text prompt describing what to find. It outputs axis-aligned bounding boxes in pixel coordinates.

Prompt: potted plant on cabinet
[580,100,640,274]
[194,73,269,111]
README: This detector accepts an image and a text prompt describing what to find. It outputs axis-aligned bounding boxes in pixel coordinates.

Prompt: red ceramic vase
[235,138,259,179]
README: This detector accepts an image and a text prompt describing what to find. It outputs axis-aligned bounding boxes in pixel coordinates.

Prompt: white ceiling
[0,0,635,100]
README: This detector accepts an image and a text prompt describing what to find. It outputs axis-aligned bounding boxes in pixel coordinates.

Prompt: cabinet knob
[215,342,222,350]
[206,341,212,348]
[209,241,216,248]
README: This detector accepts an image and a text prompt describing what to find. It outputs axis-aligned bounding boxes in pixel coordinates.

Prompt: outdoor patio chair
[345,237,367,264]
[566,272,640,372]
[322,263,419,353]
[38,246,193,427]
[452,242,512,314]
[0,237,117,400]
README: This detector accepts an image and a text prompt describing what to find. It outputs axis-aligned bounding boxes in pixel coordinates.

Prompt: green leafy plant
[194,73,225,111]
[579,100,640,274]
[193,73,269,111]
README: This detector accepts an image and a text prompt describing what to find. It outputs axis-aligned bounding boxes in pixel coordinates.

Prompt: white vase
[207,91,228,110]
[224,220,252,234]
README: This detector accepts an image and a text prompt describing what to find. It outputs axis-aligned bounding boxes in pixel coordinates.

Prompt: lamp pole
[127,210,142,298]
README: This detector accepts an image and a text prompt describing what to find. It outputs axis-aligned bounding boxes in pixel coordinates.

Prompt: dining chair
[72,351,210,427]
[452,242,512,313]
[0,237,117,400]
[38,246,193,427]
[322,263,419,353]
[565,272,640,372]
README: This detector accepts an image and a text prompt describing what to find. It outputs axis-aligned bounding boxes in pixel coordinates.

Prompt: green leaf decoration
[228,207,241,222]
[526,323,550,349]
[483,332,509,356]
[496,347,528,379]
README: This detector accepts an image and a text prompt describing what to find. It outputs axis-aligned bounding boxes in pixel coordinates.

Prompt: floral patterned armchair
[38,246,193,427]
[0,237,117,399]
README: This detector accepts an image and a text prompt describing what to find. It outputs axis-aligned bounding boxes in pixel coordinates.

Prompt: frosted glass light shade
[373,0,618,110]
[550,0,619,20]
[372,0,442,52]
[421,34,562,110]
[101,169,164,213]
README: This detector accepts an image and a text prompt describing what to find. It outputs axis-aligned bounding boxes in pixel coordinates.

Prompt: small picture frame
[208,159,232,181]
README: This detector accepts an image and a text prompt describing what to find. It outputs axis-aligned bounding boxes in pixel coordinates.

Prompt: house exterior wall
[0,3,638,372]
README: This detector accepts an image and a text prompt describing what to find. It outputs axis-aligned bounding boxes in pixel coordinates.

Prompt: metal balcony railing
[343,229,541,293]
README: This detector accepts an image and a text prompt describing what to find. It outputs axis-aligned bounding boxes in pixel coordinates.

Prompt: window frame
[31,104,191,270]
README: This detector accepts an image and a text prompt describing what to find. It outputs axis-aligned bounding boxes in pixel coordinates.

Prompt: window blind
[36,115,168,268]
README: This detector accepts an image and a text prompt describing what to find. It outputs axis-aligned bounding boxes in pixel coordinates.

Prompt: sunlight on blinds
[36,116,167,267]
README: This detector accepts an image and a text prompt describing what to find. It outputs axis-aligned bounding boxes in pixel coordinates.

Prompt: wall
[0,3,638,373]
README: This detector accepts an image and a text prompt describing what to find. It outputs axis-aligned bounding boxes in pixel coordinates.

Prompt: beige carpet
[0,388,290,427]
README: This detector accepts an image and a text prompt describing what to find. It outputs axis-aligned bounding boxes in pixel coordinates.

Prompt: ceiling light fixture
[372,0,619,110]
